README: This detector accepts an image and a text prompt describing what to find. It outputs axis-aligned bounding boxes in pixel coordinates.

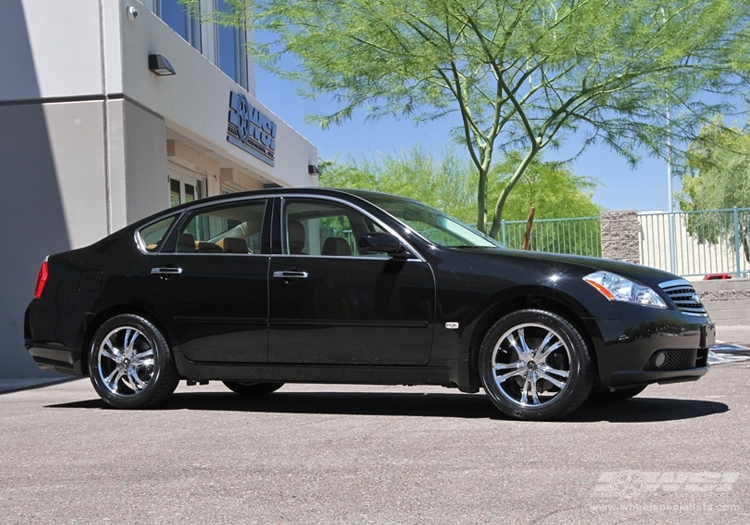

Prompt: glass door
[168,166,205,207]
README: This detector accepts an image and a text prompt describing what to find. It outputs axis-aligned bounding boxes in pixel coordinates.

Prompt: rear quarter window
[138,216,176,252]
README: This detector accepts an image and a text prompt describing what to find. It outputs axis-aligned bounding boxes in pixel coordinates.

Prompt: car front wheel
[88,314,180,409]
[479,309,594,420]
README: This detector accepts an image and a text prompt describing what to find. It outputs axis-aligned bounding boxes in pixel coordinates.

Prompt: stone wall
[600,211,640,264]
[692,279,750,326]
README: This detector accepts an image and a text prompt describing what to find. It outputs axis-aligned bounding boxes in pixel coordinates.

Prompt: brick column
[600,211,640,263]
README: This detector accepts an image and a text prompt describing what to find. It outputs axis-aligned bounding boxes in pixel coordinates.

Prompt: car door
[143,198,271,363]
[268,196,435,366]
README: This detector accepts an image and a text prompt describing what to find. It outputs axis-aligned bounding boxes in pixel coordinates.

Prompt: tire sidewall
[479,309,593,420]
[88,314,174,409]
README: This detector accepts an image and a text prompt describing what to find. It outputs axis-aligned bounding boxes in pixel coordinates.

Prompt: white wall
[0,0,106,101]
[117,1,317,190]
[0,0,318,379]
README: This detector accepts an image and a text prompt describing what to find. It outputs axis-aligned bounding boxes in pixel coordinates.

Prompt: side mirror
[358,232,403,256]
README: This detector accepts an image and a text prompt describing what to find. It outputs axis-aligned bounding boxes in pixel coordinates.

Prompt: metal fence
[500,207,750,278]
[499,216,602,257]
[639,207,750,278]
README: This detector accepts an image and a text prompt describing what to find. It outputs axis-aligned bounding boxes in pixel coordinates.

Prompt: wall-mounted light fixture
[148,54,176,76]
[308,165,320,175]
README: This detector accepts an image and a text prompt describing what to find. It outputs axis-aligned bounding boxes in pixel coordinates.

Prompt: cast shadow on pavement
[46,390,728,423]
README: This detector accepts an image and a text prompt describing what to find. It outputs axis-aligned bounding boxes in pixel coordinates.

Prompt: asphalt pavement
[1,342,749,524]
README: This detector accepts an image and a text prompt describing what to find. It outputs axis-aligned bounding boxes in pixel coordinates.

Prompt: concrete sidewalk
[0,376,77,395]
[2,324,748,395]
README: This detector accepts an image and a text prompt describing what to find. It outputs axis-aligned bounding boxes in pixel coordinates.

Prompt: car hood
[445,247,682,289]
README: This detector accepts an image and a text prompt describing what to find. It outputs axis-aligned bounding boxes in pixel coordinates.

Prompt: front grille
[644,349,696,371]
[659,279,708,317]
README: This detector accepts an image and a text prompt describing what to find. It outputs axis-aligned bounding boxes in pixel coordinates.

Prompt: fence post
[501,220,506,246]
[734,206,741,277]
[667,211,677,275]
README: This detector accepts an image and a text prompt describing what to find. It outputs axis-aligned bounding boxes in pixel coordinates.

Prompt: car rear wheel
[88,314,179,409]
[222,381,284,395]
[589,386,646,402]
[479,309,594,420]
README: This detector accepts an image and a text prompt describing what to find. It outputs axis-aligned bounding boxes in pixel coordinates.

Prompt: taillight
[34,258,49,300]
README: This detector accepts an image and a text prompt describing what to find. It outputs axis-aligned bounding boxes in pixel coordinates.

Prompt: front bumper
[587,307,715,389]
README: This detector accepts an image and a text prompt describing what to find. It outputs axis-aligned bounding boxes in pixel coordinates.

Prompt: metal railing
[497,208,750,279]
[499,216,602,257]
[639,207,750,278]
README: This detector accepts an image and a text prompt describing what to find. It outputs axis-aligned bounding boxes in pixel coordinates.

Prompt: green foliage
[680,118,750,211]
[492,153,602,220]
[191,0,750,237]
[678,118,750,260]
[319,146,601,223]
[319,147,476,223]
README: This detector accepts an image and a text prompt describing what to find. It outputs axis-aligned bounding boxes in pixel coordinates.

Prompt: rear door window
[170,200,267,254]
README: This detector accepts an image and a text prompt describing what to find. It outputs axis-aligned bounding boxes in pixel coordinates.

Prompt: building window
[158,0,202,51]
[215,0,248,89]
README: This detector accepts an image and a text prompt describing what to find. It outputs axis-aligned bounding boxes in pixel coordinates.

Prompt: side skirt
[174,353,452,386]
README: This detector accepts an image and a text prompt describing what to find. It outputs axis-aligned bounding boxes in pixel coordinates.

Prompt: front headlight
[583,271,667,309]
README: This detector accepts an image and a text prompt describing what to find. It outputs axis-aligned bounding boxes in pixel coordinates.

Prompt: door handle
[151,267,183,277]
[272,270,308,280]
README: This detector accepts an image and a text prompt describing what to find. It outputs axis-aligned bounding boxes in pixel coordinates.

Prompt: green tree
[319,146,601,223]
[319,147,477,223]
[492,152,601,221]
[678,118,750,261]
[680,118,750,211]
[193,0,749,237]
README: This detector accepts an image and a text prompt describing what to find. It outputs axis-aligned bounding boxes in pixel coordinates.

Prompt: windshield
[349,191,501,248]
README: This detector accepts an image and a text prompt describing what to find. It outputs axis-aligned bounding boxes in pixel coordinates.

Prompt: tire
[88,314,180,409]
[479,309,594,420]
[589,386,646,402]
[222,381,284,396]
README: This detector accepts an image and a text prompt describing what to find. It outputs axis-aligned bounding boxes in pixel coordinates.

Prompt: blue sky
[255,69,677,213]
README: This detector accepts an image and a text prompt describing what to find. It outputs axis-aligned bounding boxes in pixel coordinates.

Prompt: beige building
[0,0,318,378]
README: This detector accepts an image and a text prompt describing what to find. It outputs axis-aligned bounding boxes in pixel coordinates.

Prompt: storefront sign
[227,92,276,166]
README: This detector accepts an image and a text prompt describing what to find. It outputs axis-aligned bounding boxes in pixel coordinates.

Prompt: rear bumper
[25,303,85,376]
[26,343,82,375]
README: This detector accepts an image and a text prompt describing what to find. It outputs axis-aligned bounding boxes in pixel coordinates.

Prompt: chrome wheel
[89,314,179,408]
[480,310,594,420]
[491,323,571,407]
[96,326,155,396]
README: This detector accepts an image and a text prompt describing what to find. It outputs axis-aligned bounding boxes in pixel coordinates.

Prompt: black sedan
[25,188,714,420]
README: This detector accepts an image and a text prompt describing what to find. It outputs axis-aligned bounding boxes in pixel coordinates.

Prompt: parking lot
[1,358,749,525]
